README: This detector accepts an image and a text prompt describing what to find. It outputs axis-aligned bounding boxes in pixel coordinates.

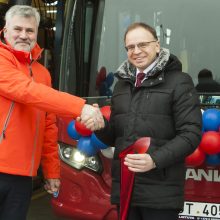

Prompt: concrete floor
[27,189,69,220]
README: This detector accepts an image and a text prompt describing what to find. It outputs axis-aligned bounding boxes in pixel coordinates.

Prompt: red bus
[51,0,220,219]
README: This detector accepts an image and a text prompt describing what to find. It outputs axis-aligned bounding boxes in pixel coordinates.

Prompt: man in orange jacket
[0,5,104,220]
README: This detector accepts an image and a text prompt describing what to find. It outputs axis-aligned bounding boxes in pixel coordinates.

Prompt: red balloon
[96,67,107,88]
[199,131,220,155]
[75,121,92,136]
[185,147,205,167]
[100,105,111,121]
[132,137,150,154]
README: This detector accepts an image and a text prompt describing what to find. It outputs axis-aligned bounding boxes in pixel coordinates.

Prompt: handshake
[78,104,106,131]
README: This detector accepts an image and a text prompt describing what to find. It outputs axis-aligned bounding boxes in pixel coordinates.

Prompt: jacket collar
[0,29,43,64]
[115,48,170,80]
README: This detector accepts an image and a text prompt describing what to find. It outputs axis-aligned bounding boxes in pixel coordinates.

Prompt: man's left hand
[124,154,156,172]
[44,178,60,194]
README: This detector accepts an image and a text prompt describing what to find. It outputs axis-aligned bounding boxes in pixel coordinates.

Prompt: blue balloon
[105,72,114,87]
[206,154,220,166]
[203,108,220,131]
[67,120,81,140]
[99,81,108,96]
[77,137,97,157]
[91,133,108,149]
[105,89,113,97]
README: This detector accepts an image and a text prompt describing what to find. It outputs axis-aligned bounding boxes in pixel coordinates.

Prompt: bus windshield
[97,0,220,89]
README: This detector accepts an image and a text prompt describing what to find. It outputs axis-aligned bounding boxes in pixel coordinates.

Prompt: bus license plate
[179,201,220,218]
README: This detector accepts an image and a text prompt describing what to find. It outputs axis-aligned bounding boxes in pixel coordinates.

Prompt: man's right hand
[80,104,104,131]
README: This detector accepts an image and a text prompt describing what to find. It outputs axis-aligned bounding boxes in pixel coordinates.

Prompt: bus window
[94,0,220,92]
[59,0,99,97]
[59,0,220,98]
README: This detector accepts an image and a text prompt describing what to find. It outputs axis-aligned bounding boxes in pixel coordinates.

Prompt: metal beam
[53,0,64,89]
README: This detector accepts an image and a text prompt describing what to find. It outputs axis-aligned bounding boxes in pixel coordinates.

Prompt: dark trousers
[118,206,180,220]
[0,173,32,220]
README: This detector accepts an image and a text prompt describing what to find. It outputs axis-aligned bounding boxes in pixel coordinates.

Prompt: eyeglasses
[125,41,157,53]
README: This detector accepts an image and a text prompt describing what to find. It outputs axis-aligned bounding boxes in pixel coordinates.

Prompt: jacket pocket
[136,167,166,182]
[0,102,15,143]
[141,89,173,116]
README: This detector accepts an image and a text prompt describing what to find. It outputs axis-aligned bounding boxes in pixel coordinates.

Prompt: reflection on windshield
[98,0,220,87]
[200,95,220,109]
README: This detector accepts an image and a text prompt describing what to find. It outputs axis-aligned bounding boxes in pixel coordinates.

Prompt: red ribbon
[119,137,151,220]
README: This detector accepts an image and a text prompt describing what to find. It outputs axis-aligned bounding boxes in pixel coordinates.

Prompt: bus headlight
[58,143,102,173]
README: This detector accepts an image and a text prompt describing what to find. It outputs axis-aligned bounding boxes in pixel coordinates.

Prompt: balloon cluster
[185,108,220,167]
[67,106,111,157]
[96,67,114,96]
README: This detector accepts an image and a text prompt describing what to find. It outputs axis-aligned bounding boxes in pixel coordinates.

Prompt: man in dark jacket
[195,68,220,92]
[95,22,202,220]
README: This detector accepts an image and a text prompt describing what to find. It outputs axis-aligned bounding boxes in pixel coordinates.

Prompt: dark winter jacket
[95,54,202,210]
[195,79,220,92]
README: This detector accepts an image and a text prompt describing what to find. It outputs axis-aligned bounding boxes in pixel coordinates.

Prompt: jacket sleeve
[150,73,202,169]
[41,112,60,179]
[0,49,85,118]
[95,116,116,147]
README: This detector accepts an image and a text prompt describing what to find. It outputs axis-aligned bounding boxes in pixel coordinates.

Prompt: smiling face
[125,27,160,72]
[4,15,38,52]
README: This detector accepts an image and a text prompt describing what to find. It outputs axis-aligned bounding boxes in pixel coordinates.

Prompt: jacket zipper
[30,111,40,175]
[0,102,15,143]
[28,60,41,175]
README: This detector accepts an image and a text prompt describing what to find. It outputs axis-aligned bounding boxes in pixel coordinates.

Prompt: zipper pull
[0,131,5,143]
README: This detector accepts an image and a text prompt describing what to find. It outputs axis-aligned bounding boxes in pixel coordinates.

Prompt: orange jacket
[0,35,85,178]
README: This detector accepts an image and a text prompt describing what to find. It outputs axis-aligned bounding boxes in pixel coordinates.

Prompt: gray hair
[5,5,40,27]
